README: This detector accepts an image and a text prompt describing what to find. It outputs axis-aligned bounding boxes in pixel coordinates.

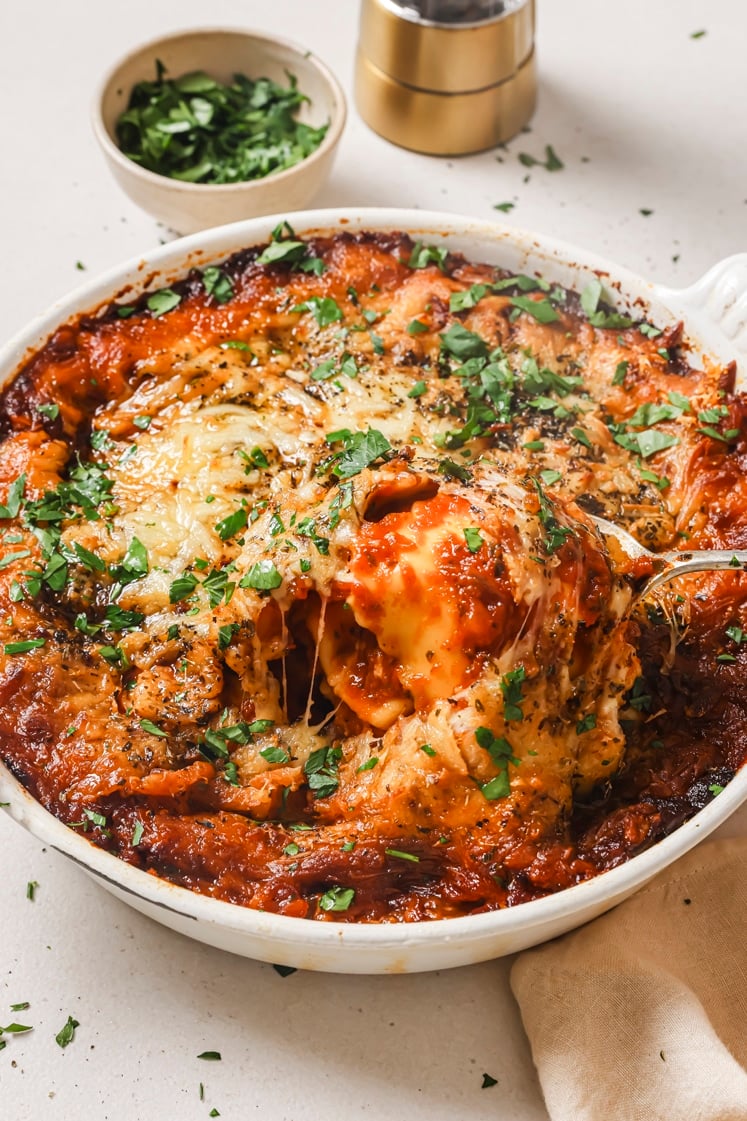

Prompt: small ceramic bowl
[92,28,347,234]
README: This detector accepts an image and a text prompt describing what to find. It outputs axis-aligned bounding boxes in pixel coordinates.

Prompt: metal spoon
[589,515,747,599]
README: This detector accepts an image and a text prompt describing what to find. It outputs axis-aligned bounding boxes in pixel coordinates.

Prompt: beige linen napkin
[511,839,747,1121]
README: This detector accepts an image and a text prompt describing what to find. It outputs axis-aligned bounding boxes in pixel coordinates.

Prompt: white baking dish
[1,208,746,973]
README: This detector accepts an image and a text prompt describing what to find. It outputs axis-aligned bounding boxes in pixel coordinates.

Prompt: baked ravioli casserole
[0,228,745,921]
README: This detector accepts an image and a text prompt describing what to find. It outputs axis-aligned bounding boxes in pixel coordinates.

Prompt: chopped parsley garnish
[319,886,355,912]
[215,506,248,540]
[408,242,449,271]
[140,719,167,738]
[240,560,283,591]
[146,288,181,318]
[131,821,144,846]
[463,527,484,553]
[408,379,427,398]
[493,201,514,213]
[482,1073,499,1089]
[4,638,45,655]
[55,1016,79,1049]
[518,144,563,171]
[614,429,679,459]
[197,1051,222,1061]
[201,265,234,304]
[0,474,26,519]
[509,295,560,324]
[612,360,629,386]
[217,623,240,651]
[117,70,328,184]
[291,296,343,327]
[475,727,518,800]
[440,323,488,360]
[356,757,378,773]
[257,223,326,274]
[26,880,39,901]
[170,572,198,602]
[420,744,437,757]
[272,963,297,977]
[532,478,575,554]
[407,319,429,335]
[385,848,419,863]
[500,667,526,721]
[38,403,60,421]
[260,745,290,765]
[438,458,472,483]
[325,428,392,479]
[576,713,597,734]
[304,745,342,798]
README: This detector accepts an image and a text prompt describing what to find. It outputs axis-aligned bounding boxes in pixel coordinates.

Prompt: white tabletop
[1,2,746,1118]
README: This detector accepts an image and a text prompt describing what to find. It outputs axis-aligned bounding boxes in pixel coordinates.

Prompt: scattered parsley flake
[55,1016,79,1049]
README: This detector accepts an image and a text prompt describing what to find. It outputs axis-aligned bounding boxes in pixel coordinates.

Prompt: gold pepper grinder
[355,0,536,156]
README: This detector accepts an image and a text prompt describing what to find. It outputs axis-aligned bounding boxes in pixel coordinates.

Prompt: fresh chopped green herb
[0,549,31,571]
[4,638,45,655]
[319,886,355,912]
[131,821,144,846]
[523,440,545,451]
[463,527,484,553]
[532,478,574,554]
[518,145,563,171]
[614,429,680,459]
[576,713,597,734]
[202,266,234,304]
[438,458,472,483]
[291,296,343,327]
[215,507,248,540]
[638,323,662,339]
[420,744,436,757]
[408,242,449,271]
[146,288,181,317]
[500,666,526,721]
[55,1016,79,1048]
[169,572,198,603]
[539,469,562,486]
[570,426,593,449]
[408,380,427,398]
[310,359,336,381]
[385,848,419,863]
[493,201,515,213]
[304,744,342,799]
[717,653,737,664]
[197,1051,222,1061]
[726,625,745,644]
[639,208,654,217]
[708,783,724,794]
[117,71,328,185]
[509,295,560,324]
[407,319,429,335]
[26,880,39,901]
[9,1003,30,1012]
[240,560,283,591]
[140,719,167,738]
[0,474,26,520]
[38,403,60,421]
[482,1074,498,1089]
[260,745,290,765]
[475,726,518,800]
[328,428,392,479]
[690,29,707,38]
[132,415,152,430]
[612,360,629,386]
[217,623,240,651]
[356,757,379,773]
[440,323,489,359]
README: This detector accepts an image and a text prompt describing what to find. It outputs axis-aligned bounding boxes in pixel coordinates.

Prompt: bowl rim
[1,205,746,956]
[91,26,347,196]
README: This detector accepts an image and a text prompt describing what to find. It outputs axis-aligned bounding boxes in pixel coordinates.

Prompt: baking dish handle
[656,254,747,370]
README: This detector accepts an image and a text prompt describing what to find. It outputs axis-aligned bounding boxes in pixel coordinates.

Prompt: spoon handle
[645,550,747,595]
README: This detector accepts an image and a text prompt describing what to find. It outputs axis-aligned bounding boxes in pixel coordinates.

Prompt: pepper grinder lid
[355,0,537,156]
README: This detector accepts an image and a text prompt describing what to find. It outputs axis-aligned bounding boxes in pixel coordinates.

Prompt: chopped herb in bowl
[115,64,329,185]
